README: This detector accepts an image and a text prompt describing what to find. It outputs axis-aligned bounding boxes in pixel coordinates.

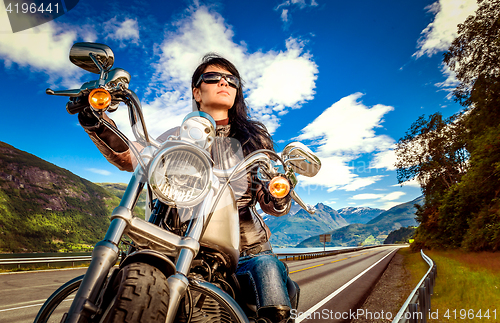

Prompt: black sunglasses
[195,72,240,89]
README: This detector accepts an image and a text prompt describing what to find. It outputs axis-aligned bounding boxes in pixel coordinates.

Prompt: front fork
[64,166,212,323]
[163,189,214,323]
[64,168,145,323]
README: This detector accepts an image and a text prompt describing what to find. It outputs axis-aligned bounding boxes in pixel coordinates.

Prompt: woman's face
[193,65,237,120]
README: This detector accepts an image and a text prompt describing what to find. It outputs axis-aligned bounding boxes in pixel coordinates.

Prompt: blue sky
[0,0,478,210]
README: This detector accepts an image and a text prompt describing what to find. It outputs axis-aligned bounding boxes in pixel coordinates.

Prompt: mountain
[337,207,385,224]
[296,196,424,248]
[266,202,348,247]
[261,201,302,223]
[97,183,147,214]
[366,196,424,228]
[384,226,416,244]
[0,141,121,253]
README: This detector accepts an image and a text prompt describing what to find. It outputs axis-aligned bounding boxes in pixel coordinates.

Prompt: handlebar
[66,95,90,115]
[212,150,316,215]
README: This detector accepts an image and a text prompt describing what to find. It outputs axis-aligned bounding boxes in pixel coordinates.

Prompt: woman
[79,53,297,322]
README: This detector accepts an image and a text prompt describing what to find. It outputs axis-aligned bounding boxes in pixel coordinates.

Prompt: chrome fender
[120,249,176,279]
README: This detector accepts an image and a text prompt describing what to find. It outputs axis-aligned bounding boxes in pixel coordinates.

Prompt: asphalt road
[0,245,401,323]
[289,245,400,322]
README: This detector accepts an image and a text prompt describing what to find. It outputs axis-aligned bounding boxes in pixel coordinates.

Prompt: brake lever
[46,88,83,97]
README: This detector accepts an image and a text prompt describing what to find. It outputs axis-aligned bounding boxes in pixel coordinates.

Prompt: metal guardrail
[276,245,380,261]
[0,256,92,269]
[0,245,387,269]
[392,250,437,323]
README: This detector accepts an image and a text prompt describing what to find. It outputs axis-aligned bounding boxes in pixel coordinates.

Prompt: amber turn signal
[89,88,111,110]
[269,176,290,198]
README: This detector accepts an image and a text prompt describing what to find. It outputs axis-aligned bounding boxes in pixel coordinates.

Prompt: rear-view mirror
[281,142,321,177]
[69,42,114,74]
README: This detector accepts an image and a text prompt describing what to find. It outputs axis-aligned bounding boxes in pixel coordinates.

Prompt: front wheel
[104,262,169,323]
[34,275,83,323]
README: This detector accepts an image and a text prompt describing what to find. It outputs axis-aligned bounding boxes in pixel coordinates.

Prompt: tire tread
[106,262,169,323]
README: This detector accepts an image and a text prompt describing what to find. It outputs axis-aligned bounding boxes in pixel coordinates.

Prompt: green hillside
[384,226,416,244]
[97,183,147,218]
[0,142,121,252]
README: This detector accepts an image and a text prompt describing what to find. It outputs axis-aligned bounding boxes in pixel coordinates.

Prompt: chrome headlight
[149,144,212,207]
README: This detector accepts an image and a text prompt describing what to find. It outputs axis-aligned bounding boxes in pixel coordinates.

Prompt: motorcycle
[35,42,321,323]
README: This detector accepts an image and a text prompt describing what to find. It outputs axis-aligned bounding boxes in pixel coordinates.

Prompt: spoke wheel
[34,275,83,323]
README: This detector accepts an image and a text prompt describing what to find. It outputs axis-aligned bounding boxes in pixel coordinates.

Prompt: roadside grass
[402,248,500,322]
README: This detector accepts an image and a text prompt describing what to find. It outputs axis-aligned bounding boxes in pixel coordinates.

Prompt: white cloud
[297,155,352,192]
[341,175,386,191]
[0,11,79,87]
[296,155,386,193]
[371,147,397,171]
[86,168,112,176]
[414,0,477,58]
[119,5,318,139]
[281,9,289,22]
[392,178,421,188]
[381,201,403,210]
[0,6,97,87]
[294,93,396,192]
[104,18,140,46]
[275,0,319,28]
[414,0,478,94]
[351,193,383,200]
[435,62,460,96]
[351,191,406,201]
[295,93,394,155]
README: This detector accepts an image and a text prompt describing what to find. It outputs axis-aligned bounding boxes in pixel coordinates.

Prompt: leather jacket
[83,119,291,251]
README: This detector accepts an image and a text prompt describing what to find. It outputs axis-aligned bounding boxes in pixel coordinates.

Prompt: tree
[444,0,500,107]
[400,0,500,250]
[395,113,468,197]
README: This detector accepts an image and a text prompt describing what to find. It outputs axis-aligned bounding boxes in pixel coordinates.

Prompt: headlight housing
[149,144,213,207]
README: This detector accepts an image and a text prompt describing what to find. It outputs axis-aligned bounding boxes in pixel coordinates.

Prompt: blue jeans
[235,251,291,310]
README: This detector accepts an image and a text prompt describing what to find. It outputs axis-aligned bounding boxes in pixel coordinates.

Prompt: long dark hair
[192,53,274,155]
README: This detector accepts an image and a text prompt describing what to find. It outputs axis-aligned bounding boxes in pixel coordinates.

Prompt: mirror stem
[89,53,107,85]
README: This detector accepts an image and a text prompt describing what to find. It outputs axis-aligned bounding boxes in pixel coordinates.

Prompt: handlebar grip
[66,96,89,115]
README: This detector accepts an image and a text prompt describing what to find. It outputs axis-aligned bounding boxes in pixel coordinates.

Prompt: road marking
[289,250,376,274]
[296,248,398,322]
[0,298,74,312]
[330,258,347,263]
[289,264,324,274]
[2,283,65,293]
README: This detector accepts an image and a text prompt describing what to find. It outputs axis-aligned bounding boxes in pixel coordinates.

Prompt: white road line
[0,298,73,312]
[296,247,398,322]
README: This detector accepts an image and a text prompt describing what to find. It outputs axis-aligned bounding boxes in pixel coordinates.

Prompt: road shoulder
[352,250,412,322]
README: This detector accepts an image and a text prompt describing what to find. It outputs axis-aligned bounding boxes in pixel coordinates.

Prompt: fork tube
[175,190,213,275]
[164,191,213,323]
[64,171,144,323]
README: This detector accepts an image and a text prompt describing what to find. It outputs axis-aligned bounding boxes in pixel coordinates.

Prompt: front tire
[105,262,169,323]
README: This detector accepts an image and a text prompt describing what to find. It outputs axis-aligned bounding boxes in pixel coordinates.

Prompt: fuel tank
[200,185,240,271]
